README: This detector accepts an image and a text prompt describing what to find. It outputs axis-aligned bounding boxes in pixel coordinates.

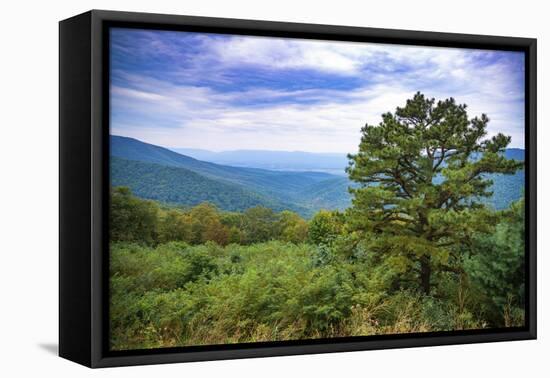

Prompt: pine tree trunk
[420,255,431,295]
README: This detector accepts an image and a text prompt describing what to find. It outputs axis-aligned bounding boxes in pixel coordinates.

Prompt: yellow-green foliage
[111,238,500,350]
[109,192,524,351]
[111,241,357,349]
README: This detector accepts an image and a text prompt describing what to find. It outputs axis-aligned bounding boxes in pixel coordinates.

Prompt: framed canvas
[59,10,537,368]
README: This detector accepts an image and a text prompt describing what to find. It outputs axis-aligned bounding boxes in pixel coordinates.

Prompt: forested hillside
[111,136,524,216]
[111,157,305,213]
[112,136,339,216]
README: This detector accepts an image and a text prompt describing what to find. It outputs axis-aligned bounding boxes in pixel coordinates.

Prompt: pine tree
[346,93,522,294]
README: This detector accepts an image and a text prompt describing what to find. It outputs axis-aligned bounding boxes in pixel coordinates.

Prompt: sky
[110,28,525,153]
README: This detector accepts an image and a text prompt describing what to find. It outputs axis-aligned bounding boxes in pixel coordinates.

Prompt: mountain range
[111,135,525,217]
[171,147,349,175]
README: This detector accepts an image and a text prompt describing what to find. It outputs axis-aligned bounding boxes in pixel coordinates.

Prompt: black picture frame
[59,9,537,368]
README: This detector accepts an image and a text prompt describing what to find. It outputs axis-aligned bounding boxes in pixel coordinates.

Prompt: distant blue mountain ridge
[172,146,524,174]
[111,135,525,217]
[171,147,349,175]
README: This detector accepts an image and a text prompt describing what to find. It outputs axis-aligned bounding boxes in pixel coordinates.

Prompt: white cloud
[112,77,523,153]
[110,32,525,152]
[208,36,367,74]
